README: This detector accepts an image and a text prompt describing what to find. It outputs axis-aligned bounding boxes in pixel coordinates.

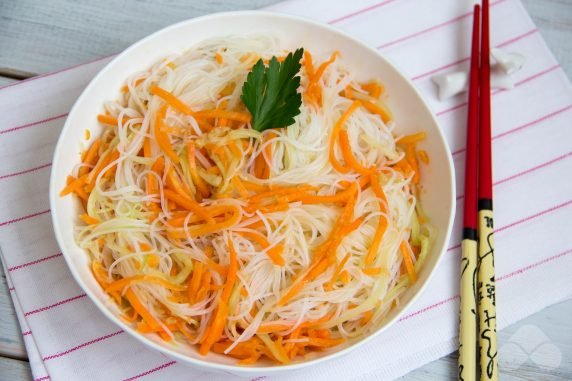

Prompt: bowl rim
[49,9,456,375]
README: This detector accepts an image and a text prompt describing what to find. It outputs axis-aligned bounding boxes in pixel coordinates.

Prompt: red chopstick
[477,0,498,380]
[463,4,481,238]
[479,0,492,203]
[458,4,480,381]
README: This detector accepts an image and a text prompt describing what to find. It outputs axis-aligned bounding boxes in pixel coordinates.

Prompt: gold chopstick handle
[459,237,478,381]
[478,208,498,381]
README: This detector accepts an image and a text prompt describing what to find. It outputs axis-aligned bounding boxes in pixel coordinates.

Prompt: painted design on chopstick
[478,209,498,380]
[459,238,478,381]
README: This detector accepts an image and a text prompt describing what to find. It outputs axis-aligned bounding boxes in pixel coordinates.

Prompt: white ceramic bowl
[50,10,455,377]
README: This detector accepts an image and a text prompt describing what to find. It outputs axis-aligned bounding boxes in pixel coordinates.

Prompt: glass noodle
[62,35,432,364]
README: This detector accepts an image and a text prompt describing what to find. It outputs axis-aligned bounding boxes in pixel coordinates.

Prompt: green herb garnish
[241,48,304,132]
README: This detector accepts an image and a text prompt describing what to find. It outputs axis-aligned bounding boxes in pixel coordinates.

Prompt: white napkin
[1,0,571,380]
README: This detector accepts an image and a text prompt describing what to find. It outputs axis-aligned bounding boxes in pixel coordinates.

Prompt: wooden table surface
[0,1,570,380]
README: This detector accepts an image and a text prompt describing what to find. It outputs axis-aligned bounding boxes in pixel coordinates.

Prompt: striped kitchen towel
[1,0,571,380]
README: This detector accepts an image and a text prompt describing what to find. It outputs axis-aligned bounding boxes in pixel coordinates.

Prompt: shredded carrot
[60,175,87,196]
[306,51,339,106]
[258,203,289,213]
[330,101,361,173]
[121,307,139,323]
[398,131,427,145]
[228,140,242,158]
[370,173,388,206]
[238,231,285,266]
[313,52,339,84]
[199,296,229,355]
[315,215,363,264]
[215,52,223,64]
[146,254,159,268]
[205,257,228,278]
[102,149,120,179]
[393,158,411,178]
[91,261,110,287]
[195,109,251,123]
[147,156,164,209]
[404,143,420,183]
[166,166,193,199]
[195,270,212,303]
[142,137,152,159]
[79,138,102,176]
[85,148,115,185]
[340,270,351,284]
[305,337,345,348]
[417,149,430,164]
[365,173,388,265]
[97,114,132,127]
[163,189,213,223]
[277,275,309,307]
[314,185,358,254]
[239,53,259,63]
[248,184,317,204]
[221,239,238,302]
[256,322,293,334]
[167,205,241,239]
[188,262,204,304]
[241,181,269,192]
[153,104,180,163]
[92,261,121,304]
[361,81,384,98]
[207,165,220,174]
[84,130,91,140]
[278,254,336,307]
[212,338,263,360]
[231,177,249,198]
[361,99,392,123]
[312,329,331,339]
[120,78,146,93]
[399,240,417,283]
[105,275,185,293]
[166,205,229,227]
[262,131,275,179]
[286,183,354,205]
[362,267,389,276]
[219,82,236,98]
[360,310,374,325]
[338,129,374,174]
[327,252,351,289]
[150,86,194,115]
[187,142,210,199]
[253,150,265,178]
[80,214,100,225]
[303,51,315,80]
[124,289,163,332]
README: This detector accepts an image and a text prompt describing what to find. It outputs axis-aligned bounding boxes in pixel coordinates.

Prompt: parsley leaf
[241,48,304,132]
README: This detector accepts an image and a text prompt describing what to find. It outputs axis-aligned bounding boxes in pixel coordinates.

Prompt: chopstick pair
[458,2,498,381]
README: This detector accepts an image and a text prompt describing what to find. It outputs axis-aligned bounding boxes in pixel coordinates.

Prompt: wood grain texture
[0,265,26,359]
[0,76,17,87]
[0,0,569,78]
[521,0,572,78]
[0,0,281,77]
[0,357,32,381]
[0,0,571,380]
[403,300,572,380]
